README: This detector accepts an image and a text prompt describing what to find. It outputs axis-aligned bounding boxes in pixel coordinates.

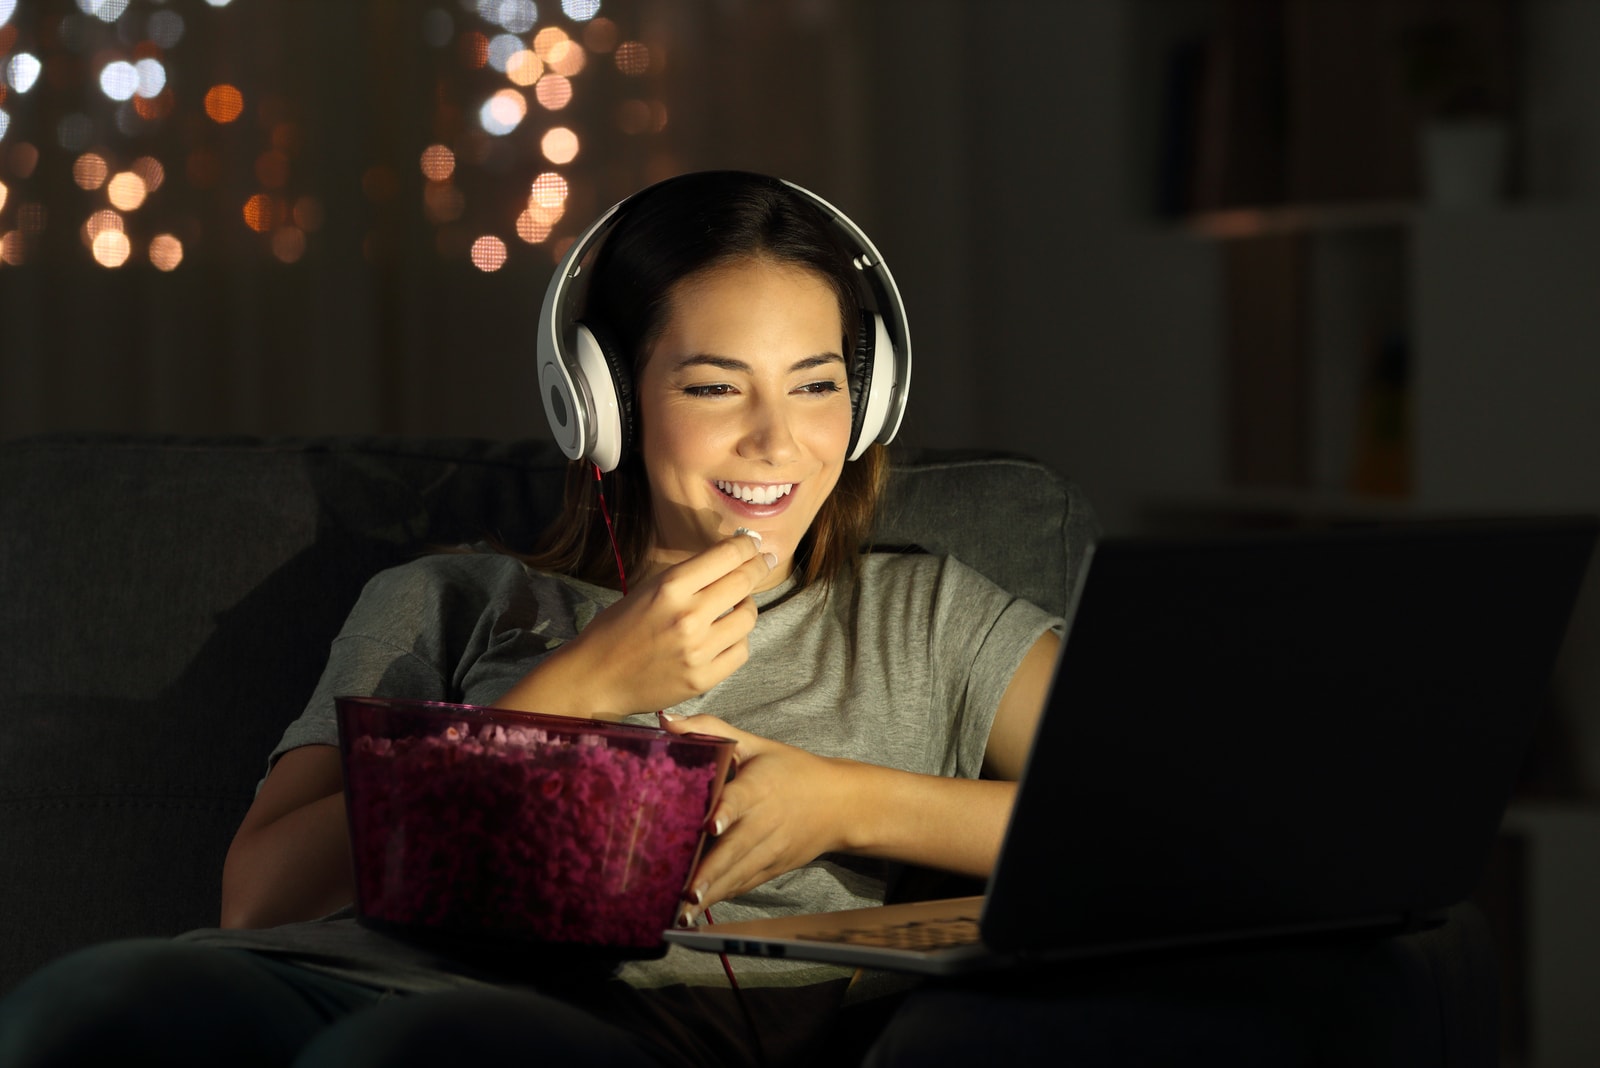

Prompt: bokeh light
[541,126,578,164]
[131,155,165,192]
[479,88,526,135]
[204,84,245,123]
[293,195,323,232]
[106,171,147,210]
[0,110,9,142]
[99,60,139,101]
[563,0,602,21]
[242,193,276,232]
[73,152,109,190]
[148,233,183,271]
[83,208,122,243]
[583,17,619,53]
[470,234,507,272]
[419,143,455,181]
[534,73,571,110]
[83,0,132,25]
[531,170,569,209]
[0,0,15,29]
[91,228,131,268]
[0,179,7,212]
[5,53,40,94]
[423,181,465,223]
[272,226,305,263]
[134,58,166,98]
[505,49,541,87]
[488,0,537,35]
[614,40,649,75]
[544,38,586,77]
[486,33,522,73]
[0,231,23,266]
[147,9,185,48]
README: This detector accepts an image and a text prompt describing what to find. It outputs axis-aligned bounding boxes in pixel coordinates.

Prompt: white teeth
[715,480,794,506]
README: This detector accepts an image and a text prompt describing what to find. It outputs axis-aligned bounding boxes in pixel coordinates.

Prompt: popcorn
[343,718,722,950]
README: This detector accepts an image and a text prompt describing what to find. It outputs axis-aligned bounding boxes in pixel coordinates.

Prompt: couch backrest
[0,434,1095,995]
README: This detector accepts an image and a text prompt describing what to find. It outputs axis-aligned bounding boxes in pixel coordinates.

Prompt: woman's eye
[797,380,843,395]
[684,384,734,397]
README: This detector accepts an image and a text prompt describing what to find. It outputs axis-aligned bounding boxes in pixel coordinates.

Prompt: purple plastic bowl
[335,696,735,955]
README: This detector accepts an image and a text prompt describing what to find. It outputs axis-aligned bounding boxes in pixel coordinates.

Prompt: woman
[0,172,1061,1068]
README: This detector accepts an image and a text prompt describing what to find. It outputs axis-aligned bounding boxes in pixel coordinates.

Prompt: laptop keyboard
[796,914,981,951]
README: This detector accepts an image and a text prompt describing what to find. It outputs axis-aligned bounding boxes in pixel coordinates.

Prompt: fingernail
[675,904,698,928]
[762,552,777,569]
[734,527,763,548]
[689,883,707,906]
[710,815,727,836]
[659,710,687,723]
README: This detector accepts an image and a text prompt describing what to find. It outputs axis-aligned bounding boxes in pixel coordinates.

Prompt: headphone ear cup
[846,312,877,460]
[847,312,900,461]
[573,319,634,471]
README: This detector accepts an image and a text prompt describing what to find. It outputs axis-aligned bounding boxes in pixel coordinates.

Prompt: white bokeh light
[5,54,41,94]
[135,58,167,98]
[562,0,601,21]
[99,61,140,102]
[0,0,16,28]
[479,90,527,136]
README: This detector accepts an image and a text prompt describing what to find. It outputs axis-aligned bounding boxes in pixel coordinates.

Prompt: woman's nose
[737,399,800,462]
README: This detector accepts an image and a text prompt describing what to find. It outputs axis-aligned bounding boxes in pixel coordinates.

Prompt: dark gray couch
[0,434,1497,1065]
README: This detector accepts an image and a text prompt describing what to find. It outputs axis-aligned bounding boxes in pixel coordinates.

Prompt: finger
[664,531,766,597]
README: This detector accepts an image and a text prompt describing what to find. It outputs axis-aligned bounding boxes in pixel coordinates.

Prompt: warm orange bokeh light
[204,84,245,124]
[243,193,276,232]
[534,74,572,111]
[615,41,650,76]
[83,209,123,242]
[131,156,165,192]
[419,144,455,182]
[73,153,109,190]
[470,235,507,272]
[149,233,184,271]
[531,171,569,209]
[92,229,131,268]
[541,127,579,165]
[516,209,552,244]
[505,50,541,88]
[107,172,148,211]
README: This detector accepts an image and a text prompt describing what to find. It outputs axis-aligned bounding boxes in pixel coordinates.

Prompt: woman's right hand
[497,531,776,719]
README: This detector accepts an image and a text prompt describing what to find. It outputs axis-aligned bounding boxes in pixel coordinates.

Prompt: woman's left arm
[662,630,1060,912]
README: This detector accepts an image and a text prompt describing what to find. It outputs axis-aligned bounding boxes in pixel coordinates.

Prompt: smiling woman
[637,257,852,582]
[0,173,1064,1068]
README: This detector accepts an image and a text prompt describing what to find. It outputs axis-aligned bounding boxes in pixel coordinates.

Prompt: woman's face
[635,256,852,590]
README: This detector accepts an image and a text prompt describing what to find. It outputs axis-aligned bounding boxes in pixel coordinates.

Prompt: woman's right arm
[219,744,353,930]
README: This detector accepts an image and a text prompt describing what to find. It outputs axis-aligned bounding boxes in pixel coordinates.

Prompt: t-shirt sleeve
[926,555,1064,780]
[262,552,562,780]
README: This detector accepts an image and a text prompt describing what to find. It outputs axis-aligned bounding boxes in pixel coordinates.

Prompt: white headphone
[535,173,912,472]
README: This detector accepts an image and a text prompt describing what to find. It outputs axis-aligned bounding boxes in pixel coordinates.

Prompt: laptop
[665,515,1599,975]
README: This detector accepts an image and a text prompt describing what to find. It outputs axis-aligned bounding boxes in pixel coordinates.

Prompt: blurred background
[2,0,1598,1063]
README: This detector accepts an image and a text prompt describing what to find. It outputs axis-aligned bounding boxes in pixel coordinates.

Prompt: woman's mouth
[714,480,794,506]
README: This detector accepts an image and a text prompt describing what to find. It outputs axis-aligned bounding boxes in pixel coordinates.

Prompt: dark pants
[0,939,666,1068]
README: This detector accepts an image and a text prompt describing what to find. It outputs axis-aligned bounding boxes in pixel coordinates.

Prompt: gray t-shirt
[185,547,1059,1055]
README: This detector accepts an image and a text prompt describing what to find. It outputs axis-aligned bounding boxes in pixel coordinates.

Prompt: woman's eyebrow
[673,352,845,373]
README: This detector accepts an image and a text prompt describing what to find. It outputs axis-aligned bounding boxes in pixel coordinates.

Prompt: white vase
[1421,118,1510,208]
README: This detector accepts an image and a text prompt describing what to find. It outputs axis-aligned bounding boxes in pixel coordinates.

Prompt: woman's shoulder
[359,546,618,605]
[855,548,1003,593]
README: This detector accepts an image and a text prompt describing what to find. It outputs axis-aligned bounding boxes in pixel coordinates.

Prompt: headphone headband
[535,172,913,471]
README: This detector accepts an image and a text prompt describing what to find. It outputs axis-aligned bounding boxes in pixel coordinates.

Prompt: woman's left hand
[657,712,852,917]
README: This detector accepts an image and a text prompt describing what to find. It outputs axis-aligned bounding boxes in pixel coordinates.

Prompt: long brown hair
[521,172,892,591]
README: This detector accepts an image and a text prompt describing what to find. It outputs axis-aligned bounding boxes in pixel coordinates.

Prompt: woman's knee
[0,939,333,1068]
[294,987,665,1068]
